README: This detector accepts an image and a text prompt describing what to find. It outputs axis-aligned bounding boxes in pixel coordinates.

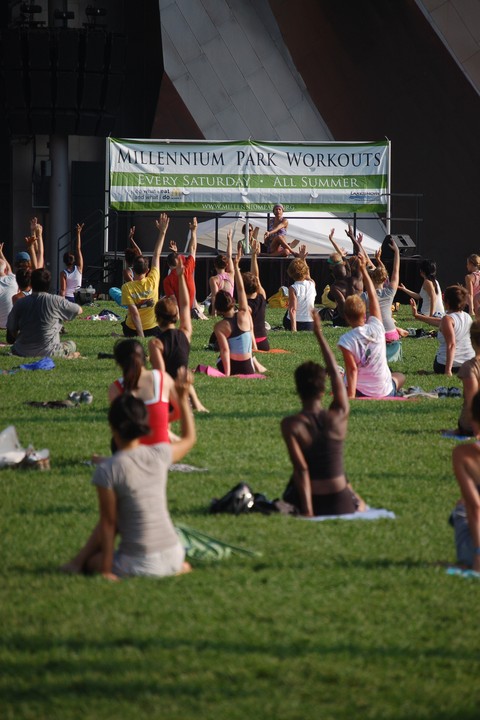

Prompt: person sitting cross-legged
[337,253,405,398]
[281,311,366,517]
[7,268,82,358]
[60,371,196,580]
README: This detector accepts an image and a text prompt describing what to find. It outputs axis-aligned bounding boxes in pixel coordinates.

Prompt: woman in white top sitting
[410,284,474,375]
[283,255,316,332]
[60,223,84,302]
[399,258,444,317]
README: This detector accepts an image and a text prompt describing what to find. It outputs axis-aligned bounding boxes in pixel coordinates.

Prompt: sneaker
[80,391,93,404]
[435,386,448,397]
[406,386,423,395]
[68,391,81,404]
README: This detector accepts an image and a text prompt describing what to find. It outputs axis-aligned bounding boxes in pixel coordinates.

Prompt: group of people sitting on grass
[2,209,480,577]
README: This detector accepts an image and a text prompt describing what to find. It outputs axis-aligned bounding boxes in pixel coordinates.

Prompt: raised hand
[155,213,169,233]
[189,217,197,231]
[169,240,178,252]
[128,226,135,241]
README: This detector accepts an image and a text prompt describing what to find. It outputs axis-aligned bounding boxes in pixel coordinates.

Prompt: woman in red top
[108,339,176,445]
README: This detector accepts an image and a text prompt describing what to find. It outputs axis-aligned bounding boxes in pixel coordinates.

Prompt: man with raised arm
[121,213,169,338]
[163,217,206,318]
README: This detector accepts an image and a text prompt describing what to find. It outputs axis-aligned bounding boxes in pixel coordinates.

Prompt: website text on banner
[109,139,389,214]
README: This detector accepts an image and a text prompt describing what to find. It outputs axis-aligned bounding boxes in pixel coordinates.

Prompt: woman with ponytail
[108,338,176,445]
[61,372,196,579]
[399,258,444,317]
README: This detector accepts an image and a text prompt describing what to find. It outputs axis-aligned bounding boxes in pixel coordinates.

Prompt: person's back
[153,327,190,379]
[93,443,178,557]
[7,268,81,357]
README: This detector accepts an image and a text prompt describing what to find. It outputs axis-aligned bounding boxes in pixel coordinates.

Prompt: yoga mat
[303,507,396,521]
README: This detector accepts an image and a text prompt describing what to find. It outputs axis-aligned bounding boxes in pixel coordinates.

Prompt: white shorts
[112,542,185,578]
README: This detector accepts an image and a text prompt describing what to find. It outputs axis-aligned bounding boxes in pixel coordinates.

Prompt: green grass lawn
[1,303,479,720]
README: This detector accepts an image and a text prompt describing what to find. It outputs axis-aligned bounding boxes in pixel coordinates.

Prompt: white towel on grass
[303,507,395,522]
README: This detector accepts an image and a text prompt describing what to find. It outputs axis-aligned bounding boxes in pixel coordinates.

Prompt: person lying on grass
[451,390,480,572]
[151,255,208,412]
[337,253,405,398]
[60,371,195,580]
[451,320,480,437]
[281,311,366,517]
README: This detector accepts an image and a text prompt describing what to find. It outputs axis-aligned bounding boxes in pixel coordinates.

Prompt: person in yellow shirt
[121,214,169,337]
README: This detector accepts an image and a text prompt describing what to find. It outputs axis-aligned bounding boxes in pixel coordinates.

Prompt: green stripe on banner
[110,172,387,190]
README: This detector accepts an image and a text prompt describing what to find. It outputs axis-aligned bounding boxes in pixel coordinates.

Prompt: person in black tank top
[151,256,208,412]
[242,238,270,351]
[281,312,366,517]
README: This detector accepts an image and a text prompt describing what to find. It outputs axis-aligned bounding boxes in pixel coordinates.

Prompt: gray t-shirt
[92,444,179,557]
[362,283,396,333]
[7,292,81,356]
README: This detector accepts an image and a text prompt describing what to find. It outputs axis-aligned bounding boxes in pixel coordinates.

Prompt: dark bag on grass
[210,483,255,514]
[209,483,298,516]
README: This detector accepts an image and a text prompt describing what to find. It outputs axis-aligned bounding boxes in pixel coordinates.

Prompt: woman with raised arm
[283,254,316,332]
[108,337,176,445]
[151,255,208,411]
[213,254,256,376]
[281,311,366,517]
[209,228,235,316]
[337,253,405,397]
[362,239,406,341]
[410,284,474,376]
[242,238,270,351]
[60,223,84,301]
[61,370,196,580]
[399,258,444,317]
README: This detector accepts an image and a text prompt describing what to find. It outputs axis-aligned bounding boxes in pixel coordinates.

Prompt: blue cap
[15,251,30,263]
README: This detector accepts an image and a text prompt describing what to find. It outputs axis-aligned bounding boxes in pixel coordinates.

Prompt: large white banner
[108,138,389,213]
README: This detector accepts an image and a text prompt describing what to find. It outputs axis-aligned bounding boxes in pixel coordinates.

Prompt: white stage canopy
[190,212,384,257]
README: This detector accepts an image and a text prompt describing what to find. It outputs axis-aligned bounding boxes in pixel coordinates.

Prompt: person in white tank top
[399,258,444,317]
[60,223,84,301]
[410,284,474,375]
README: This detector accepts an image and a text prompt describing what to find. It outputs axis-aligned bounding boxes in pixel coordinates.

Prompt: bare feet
[194,404,209,413]
[176,561,192,575]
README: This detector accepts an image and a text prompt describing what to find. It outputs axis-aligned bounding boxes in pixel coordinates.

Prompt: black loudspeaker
[4,69,26,107]
[79,72,103,109]
[84,31,105,72]
[30,69,53,107]
[1,30,23,69]
[57,30,79,71]
[27,30,51,69]
[56,71,78,108]
[0,28,126,136]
